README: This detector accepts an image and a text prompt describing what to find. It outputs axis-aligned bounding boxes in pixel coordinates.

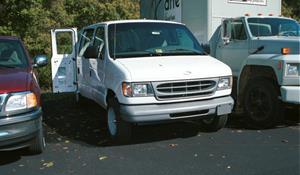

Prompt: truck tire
[200,115,228,132]
[28,128,45,154]
[107,97,132,143]
[243,79,282,129]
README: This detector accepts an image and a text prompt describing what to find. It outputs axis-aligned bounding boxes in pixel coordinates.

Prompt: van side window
[79,29,94,56]
[231,20,247,40]
[94,27,105,58]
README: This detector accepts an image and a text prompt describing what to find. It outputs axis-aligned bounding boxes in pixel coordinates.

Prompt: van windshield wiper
[164,48,205,55]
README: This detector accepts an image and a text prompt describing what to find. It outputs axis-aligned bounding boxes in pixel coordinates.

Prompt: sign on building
[228,0,267,6]
[164,0,182,22]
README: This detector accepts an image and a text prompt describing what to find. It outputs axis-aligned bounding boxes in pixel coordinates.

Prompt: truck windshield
[247,18,300,37]
[0,40,28,68]
[108,22,205,59]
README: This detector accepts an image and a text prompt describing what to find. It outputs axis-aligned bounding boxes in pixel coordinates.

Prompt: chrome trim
[0,94,8,113]
[152,78,219,100]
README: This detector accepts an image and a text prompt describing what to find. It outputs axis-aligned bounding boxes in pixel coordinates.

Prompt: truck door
[216,19,249,77]
[51,28,77,93]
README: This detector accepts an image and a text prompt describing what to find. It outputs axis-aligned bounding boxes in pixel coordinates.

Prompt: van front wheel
[107,98,132,143]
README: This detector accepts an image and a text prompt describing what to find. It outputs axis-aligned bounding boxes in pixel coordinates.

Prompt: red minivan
[0,36,47,154]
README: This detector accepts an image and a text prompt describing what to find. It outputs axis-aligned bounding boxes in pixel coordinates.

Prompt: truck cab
[51,20,234,142]
[210,16,300,128]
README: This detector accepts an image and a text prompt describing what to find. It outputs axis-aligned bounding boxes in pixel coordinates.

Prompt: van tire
[200,115,228,132]
[243,79,282,129]
[28,128,45,154]
[107,97,132,143]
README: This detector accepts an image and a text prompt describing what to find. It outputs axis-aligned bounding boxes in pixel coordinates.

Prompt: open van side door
[51,28,78,93]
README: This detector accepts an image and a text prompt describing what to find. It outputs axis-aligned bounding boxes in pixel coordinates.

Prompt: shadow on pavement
[0,148,34,165]
[41,93,299,147]
[41,93,207,147]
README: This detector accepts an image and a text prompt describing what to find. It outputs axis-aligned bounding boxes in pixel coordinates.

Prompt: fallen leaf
[281,139,289,143]
[169,144,178,147]
[99,156,108,160]
[65,140,70,144]
[43,161,54,168]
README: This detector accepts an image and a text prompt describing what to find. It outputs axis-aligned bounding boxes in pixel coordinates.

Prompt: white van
[51,20,234,142]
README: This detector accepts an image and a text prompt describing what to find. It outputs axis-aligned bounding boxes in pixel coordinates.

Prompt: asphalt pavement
[0,94,299,175]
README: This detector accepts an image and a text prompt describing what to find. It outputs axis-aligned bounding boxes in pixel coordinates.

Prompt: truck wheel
[107,97,132,143]
[244,79,282,129]
[28,128,45,154]
[200,115,228,132]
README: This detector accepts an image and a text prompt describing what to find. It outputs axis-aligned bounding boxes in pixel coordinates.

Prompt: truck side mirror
[221,20,232,45]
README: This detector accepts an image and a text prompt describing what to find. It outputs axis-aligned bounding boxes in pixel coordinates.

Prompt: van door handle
[89,70,92,77]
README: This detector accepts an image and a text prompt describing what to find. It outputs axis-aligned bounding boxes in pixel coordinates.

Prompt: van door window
[56,32,73,54]
[94,27,105,59]
[79,29,94,56]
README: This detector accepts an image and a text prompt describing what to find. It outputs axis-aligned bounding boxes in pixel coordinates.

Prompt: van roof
[85,19,184,28]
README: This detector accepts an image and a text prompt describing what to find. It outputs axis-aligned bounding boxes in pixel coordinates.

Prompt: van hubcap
[107,107,117,136]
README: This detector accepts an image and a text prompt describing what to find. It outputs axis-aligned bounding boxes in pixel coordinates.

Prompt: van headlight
[217,76,232,90]
[286,63,299,76]
[122,82,154,97]
[5,92,37,112]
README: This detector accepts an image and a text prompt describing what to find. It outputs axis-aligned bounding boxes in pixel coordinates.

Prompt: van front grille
[152,78,218,100]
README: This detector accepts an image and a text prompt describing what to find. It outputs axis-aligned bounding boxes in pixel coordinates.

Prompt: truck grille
[152,78,218,100]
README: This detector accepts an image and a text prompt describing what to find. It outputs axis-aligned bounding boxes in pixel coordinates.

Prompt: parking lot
[0,93,299,175]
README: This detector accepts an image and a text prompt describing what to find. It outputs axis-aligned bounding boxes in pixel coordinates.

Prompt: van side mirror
[201,44,210,54]
[33,55,48,68]
[221,20,232,45]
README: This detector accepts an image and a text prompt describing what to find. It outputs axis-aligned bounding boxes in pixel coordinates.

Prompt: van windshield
[247,18,300,37]
[108,22,205,59]
[0,39,28,68]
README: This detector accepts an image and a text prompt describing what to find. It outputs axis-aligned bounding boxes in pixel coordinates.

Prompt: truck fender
[236,54,282,106]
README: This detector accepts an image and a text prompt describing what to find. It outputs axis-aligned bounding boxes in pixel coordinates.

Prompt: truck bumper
[0,108,42,151]
[119,96,234,123]
[280,86,300,104]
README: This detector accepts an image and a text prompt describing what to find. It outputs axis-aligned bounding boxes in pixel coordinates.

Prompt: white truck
[51,20,234,142]
[141,0,300,128]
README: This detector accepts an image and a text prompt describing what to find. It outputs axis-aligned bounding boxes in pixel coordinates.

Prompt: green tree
[282,0,300,21]
[0,0,140,90]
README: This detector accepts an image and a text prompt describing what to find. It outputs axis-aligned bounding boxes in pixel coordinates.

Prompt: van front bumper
[280,86,300,104]
[0,108,42,151]
[119,96,234,123]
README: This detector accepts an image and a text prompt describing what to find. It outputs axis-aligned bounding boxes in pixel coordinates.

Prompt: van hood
[251,36,300,55]
[0,68,29,94]
[117,55,232,82]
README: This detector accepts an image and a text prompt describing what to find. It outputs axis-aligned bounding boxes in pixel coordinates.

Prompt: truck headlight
[122,82,154,97]
[217,76,232,90]
[286,63,299,76]
[5,92,37,112]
